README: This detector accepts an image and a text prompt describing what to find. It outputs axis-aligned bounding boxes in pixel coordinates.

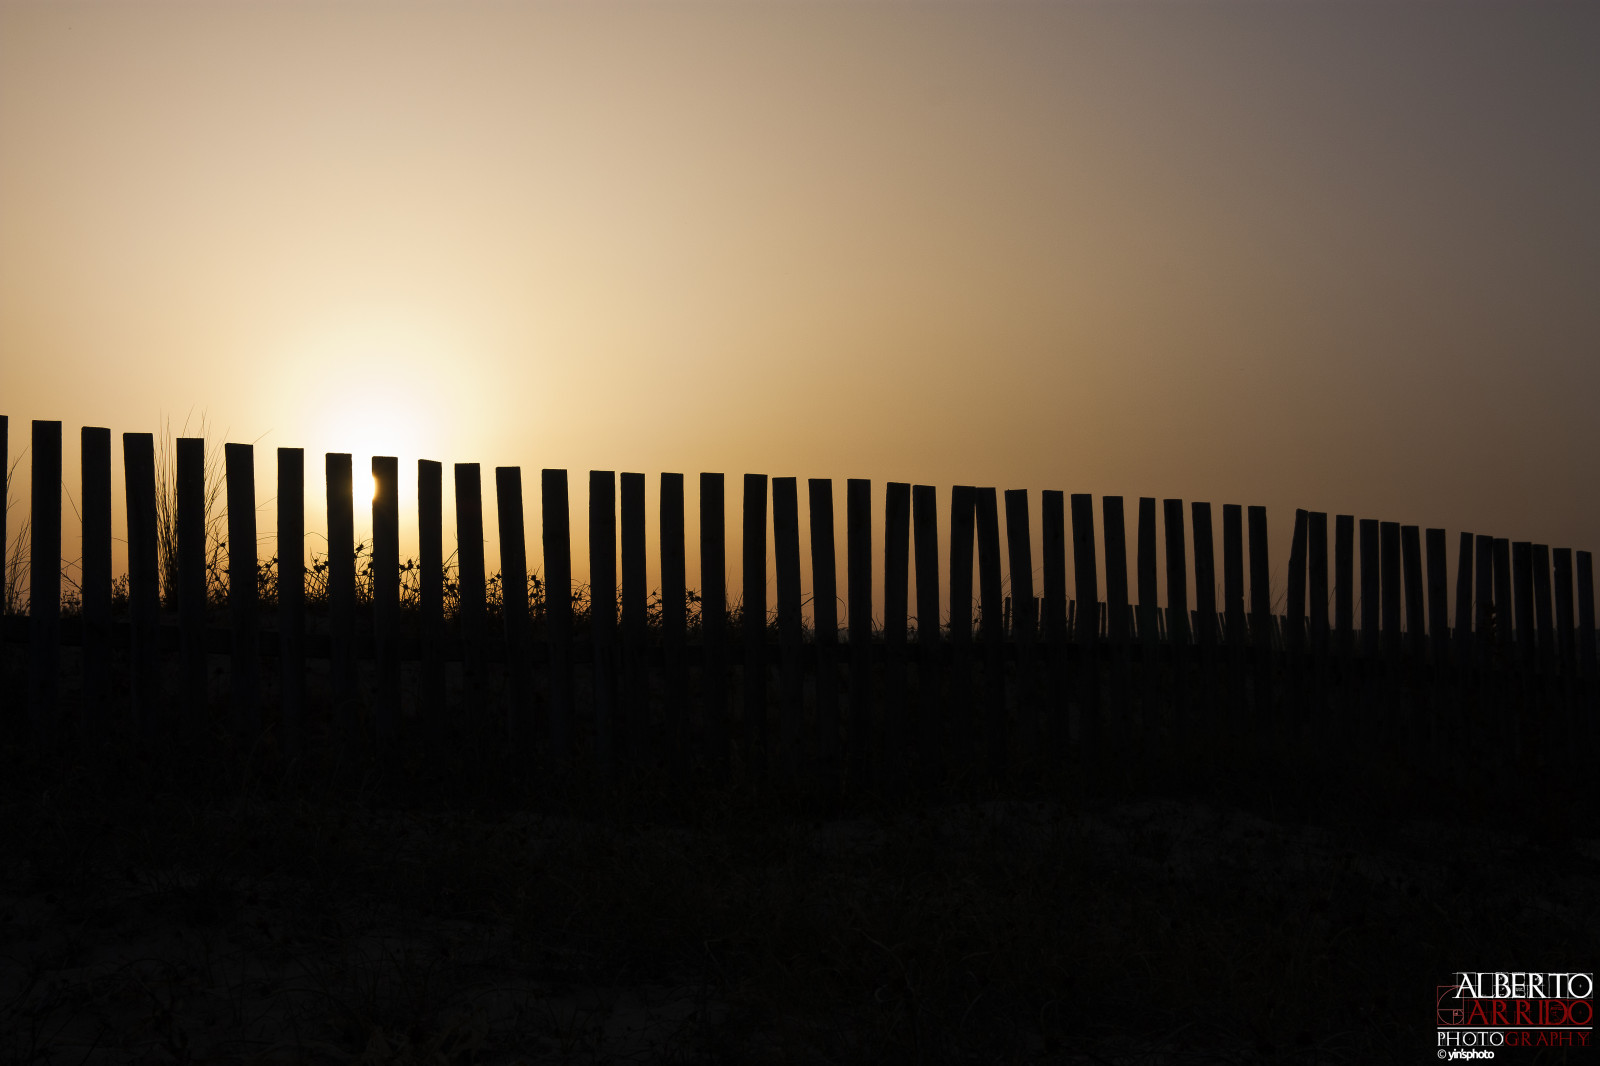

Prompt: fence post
[846,478,872,789]
[1359,520,1380,659]
[326,454,357,742]
[1042,491,1067,756]
[1067,494,1098,750]
[809,479,841,784]
[1285,509,1307,659]
[29,420,61,748]
[81,427,112,744]
[975,488,1005,779]
[620,472,646,776]
[1475,535,1494,666]
[946,486,975,777]
[498,467,535,757]
[1400,526,1425,663]
[1380,522,1402,664]
[1004,489,1036,761]
[742,473,768,784]
[1163,500,1191,731]
[1334,515,1354,661]
[177,438,207,745]
[883,482,910,786]
[660,473,687,774]
[372,456,400,746]
[539,469,573,765]
[911,484,941,783]
[1138,498,1161,713]
[1192,501,1220,736]
[1308,513,1329,661]
[1533,544,1555,680]
[279,448,305,765]
[774,476,803,783]
[418,460,444,749]
[590,470,618,783]
[1454,532,1474,670]
[1553,547,1576,682]
[1247,505,1271,728]
[1577,551,1595,724]
[700,473,728,780]
[0,415,6,735]
[224,443,259,748]
[1512,542,1534,680]
[453,464,487,737]
[1103,496,1133,743]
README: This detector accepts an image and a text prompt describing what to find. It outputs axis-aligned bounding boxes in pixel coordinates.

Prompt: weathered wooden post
[660,473,687,774]
[773,477,803,782]
[418,460,444,748]
[590,470,618,783]
[912,484,941,783]
[700,473,728,779]
[453,464,487,739]
[883,482,910,785]
[844,478,873,788]
[809,479,841,783]
[81,427,112,743]
[1070,493,1101,750]
[499,467,536,755]
[372,456,400,746]
[946,485,975,778]
[741,473,768,783]
[326,454,357,742]
[1139,498,1162,725]
[975,488,1005,778]
[1004,489,1037,762]
[1041,491,1067,756]
[1191,501,1220,736]
[177,438,207,744]
[29,420,62,747]
[497,467,534,754]
[224,442,259,747]
[278,448,306,764]
[620,472,647,775]
[1247,505,1271,730]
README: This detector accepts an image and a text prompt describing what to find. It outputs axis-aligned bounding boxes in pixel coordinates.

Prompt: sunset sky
[2,0,1596,623]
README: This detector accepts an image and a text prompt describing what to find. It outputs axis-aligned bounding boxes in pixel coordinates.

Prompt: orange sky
[2,1,1596,624]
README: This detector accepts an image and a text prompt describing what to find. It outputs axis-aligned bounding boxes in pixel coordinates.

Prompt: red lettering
[1465,1000,1490,1026]
[1516,999,1532,1024]
[1491,1000,1508,1025]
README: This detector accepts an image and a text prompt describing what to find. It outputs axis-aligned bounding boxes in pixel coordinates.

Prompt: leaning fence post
[1070,493,1101,749]
[1004,489,1036,762]
[1247,505,1271,727]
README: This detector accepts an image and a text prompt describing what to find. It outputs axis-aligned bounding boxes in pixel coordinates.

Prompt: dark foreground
[1,713,1595,1066]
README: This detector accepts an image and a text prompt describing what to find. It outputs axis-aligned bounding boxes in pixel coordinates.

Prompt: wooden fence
[2,417,1595,790]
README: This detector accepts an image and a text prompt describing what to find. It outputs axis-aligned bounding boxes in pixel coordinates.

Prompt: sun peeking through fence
[1,416,1596,794]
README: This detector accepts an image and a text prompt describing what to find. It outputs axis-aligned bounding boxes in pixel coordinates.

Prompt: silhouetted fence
[2,417,1595,790]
